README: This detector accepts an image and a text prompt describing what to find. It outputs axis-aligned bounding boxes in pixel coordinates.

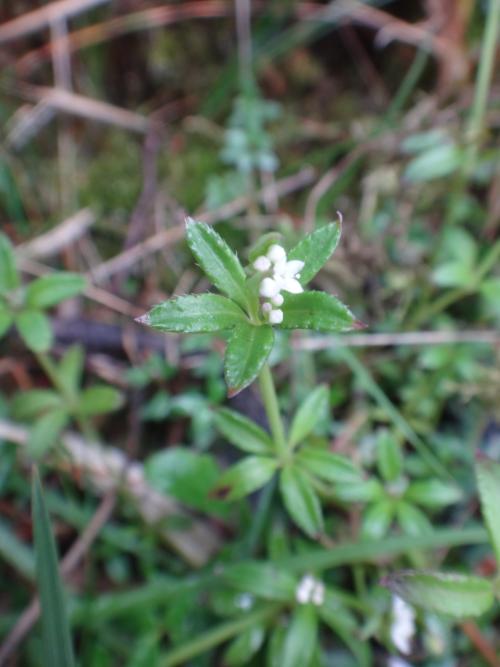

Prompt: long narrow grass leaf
[32,469,75,667]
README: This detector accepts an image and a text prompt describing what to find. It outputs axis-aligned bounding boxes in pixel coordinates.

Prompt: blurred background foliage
[0,0,499,664]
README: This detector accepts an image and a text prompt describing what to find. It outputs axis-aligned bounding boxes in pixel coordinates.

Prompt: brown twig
[8,82,149,134]
[16,209,95,259]
[461,620,500,667]
[294,330,500,351]
[0,0,111,43]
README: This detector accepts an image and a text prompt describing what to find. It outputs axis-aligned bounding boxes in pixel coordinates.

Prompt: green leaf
[224,562,296,601]
[288,385,329,448]
[224,323,274,396]
[0,306,13,338]
[406,479,463,509]
[288,223,341,286]
[16,309,53,352]
[11,389,63,420]
[25,273,85,309]
[140,294,247,333]
[0,517,35,581]
[27,410,68,458]
[475,457,500,565]
[145,447,226,516]
[296,448,362,484]
[214,407,273,454]
[335,479,383,503]
[215,456,277,501]
[384,570,494,618]
[57,345,85,395]
[376,430,402,482]
[279,605,318,667]
[0,233,19,292]
[320,594,370,666]
[224,624,265,666]
[432,261,474,288]
[267,625,287,667]
[186,219,248,308]
[280,292,356,332]
[78,386,123,416]
[404,143,461,182]
[280,466,323,537]
[32,470,75,666]
[361,500,394,540]
[397,502,432,537]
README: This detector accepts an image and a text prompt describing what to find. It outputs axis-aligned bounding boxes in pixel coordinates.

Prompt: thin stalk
[159,603,282,667]
[258,364,287,457]
[462,0,500,176]
[35,352,98,444]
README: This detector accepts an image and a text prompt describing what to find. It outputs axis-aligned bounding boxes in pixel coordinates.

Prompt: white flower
[254,241,306,322]
[390,595,416,655]
[295,574,324,606]
[267,244,287,264]
[259,277,280,298]
[253,255,271,272]
[268,309,283,324]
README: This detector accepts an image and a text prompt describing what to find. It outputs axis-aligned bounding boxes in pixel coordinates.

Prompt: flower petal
[282,259,304,277]
[281,277,303,294]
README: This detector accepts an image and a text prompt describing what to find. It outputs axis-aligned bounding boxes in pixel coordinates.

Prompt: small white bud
[261,302,272,314]
[259,277,280,298]
[271,293,284,306]
[311,582,325,606]
[268,309,283,324]
[295,575,315,604]
[253,256,271,272]
[267,244,287,264]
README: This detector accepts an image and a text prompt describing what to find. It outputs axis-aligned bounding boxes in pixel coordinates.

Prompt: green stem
[35,351,98,443]
[258,364,287,457]
[462,0,500,176]
[159,604,282,667]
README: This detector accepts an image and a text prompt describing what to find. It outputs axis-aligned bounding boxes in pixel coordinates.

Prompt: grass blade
[32,468,75,667]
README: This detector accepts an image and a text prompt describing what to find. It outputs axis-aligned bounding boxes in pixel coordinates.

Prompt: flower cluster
[295,574,325,606]
[253,244,304,324]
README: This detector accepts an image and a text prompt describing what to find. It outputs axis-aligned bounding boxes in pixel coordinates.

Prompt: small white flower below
[253,243,304,324]
[390,595,416,655]
[295,574,325,606]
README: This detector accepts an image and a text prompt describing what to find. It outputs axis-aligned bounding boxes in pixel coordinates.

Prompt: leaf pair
[0,234,85,352]
[214,393,362,537]
[383,457,500,619]
[138,219,358,395]
[12,345,123,458]
[223,561,369,666]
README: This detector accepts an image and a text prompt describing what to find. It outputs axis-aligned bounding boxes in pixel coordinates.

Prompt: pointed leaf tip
[135,313,150,325]
[353,319,368,330]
